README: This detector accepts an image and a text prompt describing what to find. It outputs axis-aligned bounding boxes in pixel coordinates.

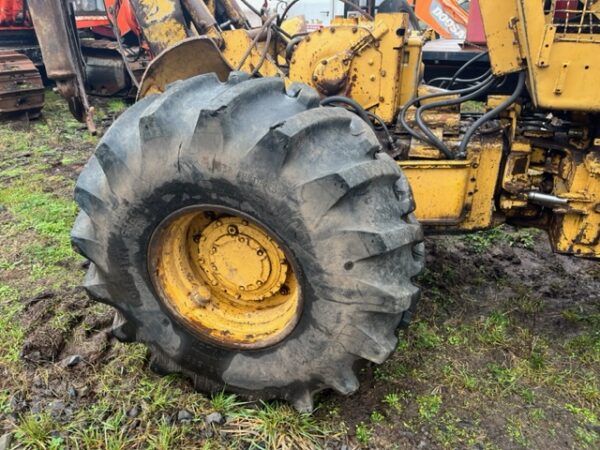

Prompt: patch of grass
[107,99,128,114]
[506,417,529,447]
[14,412,62,449]
[355,422,371,445]
[462,225,540,253]
[145,419,185,450]
[412,322,443,350]
[0,284,25,363]
[210,391,247,415]
[0,187,77,239]
[478,311,510,346]
[382,392,403,413]
[224,402,343,450]
[370,410,385,424]
[417,393,443,421]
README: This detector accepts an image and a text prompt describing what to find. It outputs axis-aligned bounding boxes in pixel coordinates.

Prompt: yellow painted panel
[400,139,503,230]
[401,161,471,225]
[479,0,525,75]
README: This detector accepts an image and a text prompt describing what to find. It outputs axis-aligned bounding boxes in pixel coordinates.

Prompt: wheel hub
[148,207,301,349]
[197,217,288,301]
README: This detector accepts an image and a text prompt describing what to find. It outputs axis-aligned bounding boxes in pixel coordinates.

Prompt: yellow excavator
[27,0,599,411]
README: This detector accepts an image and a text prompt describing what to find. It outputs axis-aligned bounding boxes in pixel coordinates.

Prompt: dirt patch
[0,92,597,449]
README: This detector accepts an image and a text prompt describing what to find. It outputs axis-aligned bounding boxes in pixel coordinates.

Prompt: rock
[67,387,77,399]
[78,386,90,397]
[586,424,600,434]
[205,411,224,425]
[30,403,42,414]
[48,400,66,417]
[9,395,25,413]
[127,406,140,418]
[32,375,44,388]
[177,409,193,422]
[60,355,82,368]
[0,433,13,450]
[23,350,41,362]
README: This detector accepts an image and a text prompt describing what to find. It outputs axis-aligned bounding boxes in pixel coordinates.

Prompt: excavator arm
[27,0,95,132]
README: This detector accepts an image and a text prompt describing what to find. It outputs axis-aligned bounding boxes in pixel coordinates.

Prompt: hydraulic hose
[415,75,496,157]
[320,97,398,149]
[428,69,492,88]
[235,15,277,72]
[320,96,374,130]
[277,0,301,26]
[399,76,495,159]
[446,51,489,89]
[367,111,396,151]
[457,71,527,156]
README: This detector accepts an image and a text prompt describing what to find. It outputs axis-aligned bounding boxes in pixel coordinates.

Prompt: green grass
[0,90,598,449]
[223,402,343,449]
[462,225,540,253]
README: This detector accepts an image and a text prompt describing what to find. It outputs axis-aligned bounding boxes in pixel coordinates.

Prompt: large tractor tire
[71,72,424,412]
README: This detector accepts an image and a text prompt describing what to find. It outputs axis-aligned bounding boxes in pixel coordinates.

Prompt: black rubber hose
[398,77,494,158]
[367,111,396,150]
[458,71,527,156]
[415,76,496,157]
[447,51,489,89]
[277,0,301,26]
[428,69,492,88]
[320,96,374,130]
[285,35,304,63]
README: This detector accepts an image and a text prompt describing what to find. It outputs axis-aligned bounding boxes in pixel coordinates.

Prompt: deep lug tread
[71,74,425,412]
[111,311,137,342]
[327,365,360,395]
[82,263,113,305]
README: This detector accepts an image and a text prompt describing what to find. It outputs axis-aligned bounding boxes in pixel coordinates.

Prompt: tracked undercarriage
[0,50,44,119]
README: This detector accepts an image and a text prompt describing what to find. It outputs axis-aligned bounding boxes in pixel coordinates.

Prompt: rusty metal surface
[128,0,190,56]
[80,39,145,96]
[180,0,218,35]
[137,37,232,99]
[27,0,96,133]
[0,50,44,118]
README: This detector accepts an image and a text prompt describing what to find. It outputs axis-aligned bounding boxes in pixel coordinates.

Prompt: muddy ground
[0,92,598,449]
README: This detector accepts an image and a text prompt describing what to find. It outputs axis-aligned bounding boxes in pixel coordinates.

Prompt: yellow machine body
[480,0,600,111]
[288,13,422,124]
[34,0,600,259]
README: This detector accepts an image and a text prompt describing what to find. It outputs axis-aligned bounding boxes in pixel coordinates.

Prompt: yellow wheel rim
[148,207,302,349]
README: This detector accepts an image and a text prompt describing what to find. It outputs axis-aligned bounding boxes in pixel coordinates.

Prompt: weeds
[417,393,443,421]
[223,402,342,450]
[355,422,371,445]
[0,91,598,450]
